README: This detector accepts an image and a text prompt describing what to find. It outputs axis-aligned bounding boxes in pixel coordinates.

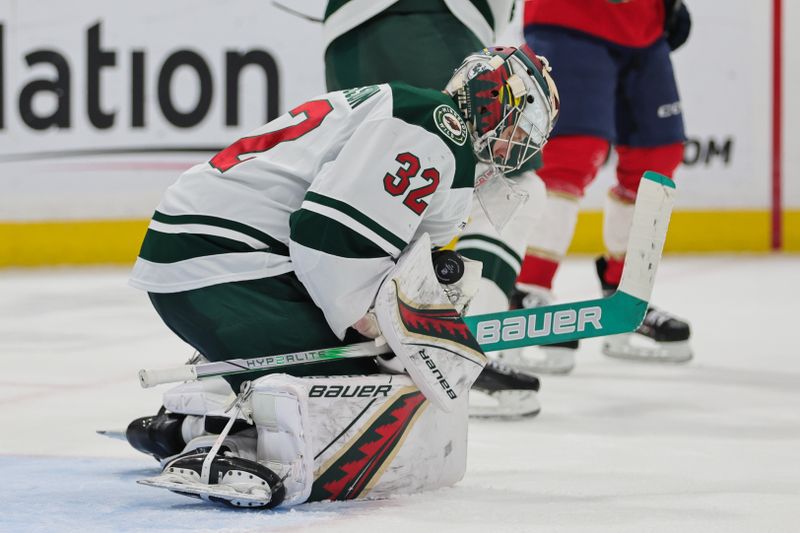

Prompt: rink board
[2,210,799,267]
[1,0,798,262]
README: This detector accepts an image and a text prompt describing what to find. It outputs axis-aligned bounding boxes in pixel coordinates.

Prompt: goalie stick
[139,171,675,388]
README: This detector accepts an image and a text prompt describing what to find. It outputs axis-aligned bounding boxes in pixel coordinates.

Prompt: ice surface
[1,256,798,532]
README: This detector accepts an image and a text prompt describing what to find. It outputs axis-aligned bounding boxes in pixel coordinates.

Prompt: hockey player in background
[324,0,516,90]
[125,45,559,508]
[496,0,694,375]
[324,0,554,417]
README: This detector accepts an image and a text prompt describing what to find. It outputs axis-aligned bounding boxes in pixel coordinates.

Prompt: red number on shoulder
[210,100,334,173]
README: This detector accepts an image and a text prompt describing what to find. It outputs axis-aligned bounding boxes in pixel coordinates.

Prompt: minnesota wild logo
[433,105,468,147]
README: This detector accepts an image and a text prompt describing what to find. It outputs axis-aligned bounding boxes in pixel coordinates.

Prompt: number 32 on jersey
[383,152,440,216]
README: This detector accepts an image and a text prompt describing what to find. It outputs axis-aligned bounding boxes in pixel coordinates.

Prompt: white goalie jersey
[130,83,476,338]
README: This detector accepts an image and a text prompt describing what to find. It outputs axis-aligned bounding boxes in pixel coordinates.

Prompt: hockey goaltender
[124,44,559,508]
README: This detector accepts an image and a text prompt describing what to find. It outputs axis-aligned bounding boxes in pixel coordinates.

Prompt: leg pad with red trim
[517,135,609,289]
[251,373,468,507]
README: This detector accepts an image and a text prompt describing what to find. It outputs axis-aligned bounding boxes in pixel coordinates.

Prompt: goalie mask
[445,45,560,173]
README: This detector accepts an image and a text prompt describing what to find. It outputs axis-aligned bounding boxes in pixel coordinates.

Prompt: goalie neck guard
[445,45,560,173]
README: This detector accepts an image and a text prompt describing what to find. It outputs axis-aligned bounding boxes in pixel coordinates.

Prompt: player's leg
[456,167,545,417]
[148,273,378,390]
[507,28,615,373]
[458,167,546,316]
[600,38,692,362]
[127,273,379,461]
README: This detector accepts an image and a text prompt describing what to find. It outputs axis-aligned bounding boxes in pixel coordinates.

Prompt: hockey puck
[431,250,464,285]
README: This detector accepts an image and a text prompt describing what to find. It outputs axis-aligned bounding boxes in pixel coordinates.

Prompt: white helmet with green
[445,44,560,173]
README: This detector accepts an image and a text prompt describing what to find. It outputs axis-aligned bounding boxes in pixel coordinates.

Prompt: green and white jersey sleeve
[130,83,475,339]
[291,83,475,337]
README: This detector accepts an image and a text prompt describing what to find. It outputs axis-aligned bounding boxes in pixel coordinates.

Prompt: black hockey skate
[127,407,255,462]
[138,450,286,509]
[126,407,187,462]
[469,359,541,418]
[596,256,693,363]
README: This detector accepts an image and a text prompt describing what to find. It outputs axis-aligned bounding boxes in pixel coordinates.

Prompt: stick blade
[463,170,677,352]
[96,429,127,441]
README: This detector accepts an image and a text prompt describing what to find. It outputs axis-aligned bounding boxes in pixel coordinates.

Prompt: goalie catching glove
[353,234,486,412]
[352,246,481,341]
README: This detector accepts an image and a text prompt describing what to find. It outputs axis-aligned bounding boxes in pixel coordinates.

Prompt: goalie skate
[126,407,186,462]
[469,359,541,418]
[138,451,285,509]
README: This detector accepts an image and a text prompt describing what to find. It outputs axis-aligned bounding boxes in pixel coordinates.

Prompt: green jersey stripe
[304,191,408,251]
[457,234,522,266]
[139,229,257,264]
[152,211,289,256]
[290,209,390,259]
[130,253,293,294]
[324,0,350,18]
[148,219,268,250]
[458,249,518,296]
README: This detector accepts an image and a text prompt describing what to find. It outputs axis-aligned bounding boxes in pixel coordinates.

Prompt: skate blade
[602,334,693,363]
[96,429,127,441]
[138,473,272,507]
[469,389,541,419]
[496,346,575,375]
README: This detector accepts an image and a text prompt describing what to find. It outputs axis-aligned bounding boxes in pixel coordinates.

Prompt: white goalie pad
[374,234,487,412]
[250,372,468,507]
[161,377,235,417]
[139,375,468,508]
[152,378,253,466]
